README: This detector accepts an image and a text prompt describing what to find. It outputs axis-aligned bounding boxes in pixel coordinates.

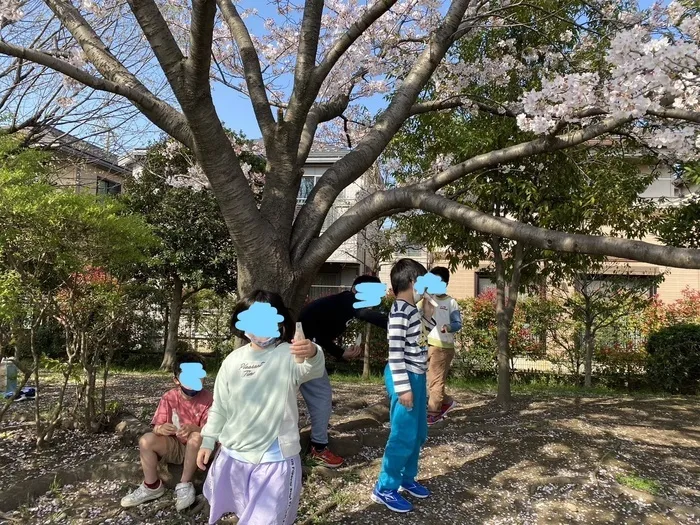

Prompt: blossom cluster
[4,0,700,164]
[161,137,265,194]
[513,1,700,160]
[0,0,21,22]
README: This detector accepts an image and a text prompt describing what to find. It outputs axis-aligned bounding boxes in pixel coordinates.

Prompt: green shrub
[646,324,700,394]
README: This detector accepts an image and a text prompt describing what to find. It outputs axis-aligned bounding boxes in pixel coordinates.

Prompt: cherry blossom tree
[1,0,699,313]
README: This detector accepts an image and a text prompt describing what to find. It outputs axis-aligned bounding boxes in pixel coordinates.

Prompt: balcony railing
[307,285,351,301]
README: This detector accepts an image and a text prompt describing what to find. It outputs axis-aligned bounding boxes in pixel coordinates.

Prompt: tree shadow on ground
[329,396,700,525]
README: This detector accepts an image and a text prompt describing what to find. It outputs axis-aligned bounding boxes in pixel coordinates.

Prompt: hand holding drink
[292,322,306,363]
[422,292,437,320]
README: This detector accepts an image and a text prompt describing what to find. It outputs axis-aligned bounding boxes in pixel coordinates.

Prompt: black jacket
[299,291,388,360]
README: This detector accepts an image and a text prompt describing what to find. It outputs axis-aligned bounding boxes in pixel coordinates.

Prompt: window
[297,173,347,204]
[97,177,121,195]
[402,246,424,257]
[298,175,316,203]
[581,274,657,298]
[476,273,498,296]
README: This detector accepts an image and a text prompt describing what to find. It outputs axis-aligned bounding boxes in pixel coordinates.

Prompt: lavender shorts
[203,448,302,525]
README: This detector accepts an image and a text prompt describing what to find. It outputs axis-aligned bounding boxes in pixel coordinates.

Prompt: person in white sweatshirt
[422,267,463,425]
[196,290,325,525]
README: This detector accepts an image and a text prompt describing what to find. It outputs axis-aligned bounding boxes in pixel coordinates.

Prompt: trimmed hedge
[646,323,700,394]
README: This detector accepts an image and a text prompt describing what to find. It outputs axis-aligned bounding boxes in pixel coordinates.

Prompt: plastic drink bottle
[293,322,305,363]
[172,409,180,430]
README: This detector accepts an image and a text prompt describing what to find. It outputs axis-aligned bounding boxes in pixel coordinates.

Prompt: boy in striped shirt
[372,259,436,514]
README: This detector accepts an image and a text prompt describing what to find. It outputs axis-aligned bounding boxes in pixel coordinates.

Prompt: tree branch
[409,97,519,118]
[290,0,324,109]
[291,0,474,263]
[216,0,276,142]
[312,0,399,89]
[646,107,700,124]
[0,40,193,147]
[306,188,700,271]
[125,0,185,90]
[297,92,351,167]
[185,0,217,91]
[417,113,635,192]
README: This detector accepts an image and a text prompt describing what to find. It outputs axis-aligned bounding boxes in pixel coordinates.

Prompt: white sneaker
[175,482,196,511]
[120,482,165,508]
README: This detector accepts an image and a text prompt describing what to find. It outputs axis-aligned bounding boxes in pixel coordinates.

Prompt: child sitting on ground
[372,258,436,513]
[121,353,213,511]
[197,290,325,525]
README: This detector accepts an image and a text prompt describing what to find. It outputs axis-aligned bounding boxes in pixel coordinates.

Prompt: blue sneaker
[371,486,413,513]
[399,481,431,499]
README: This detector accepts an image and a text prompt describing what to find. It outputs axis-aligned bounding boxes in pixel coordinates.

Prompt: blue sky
[212,0,664,141]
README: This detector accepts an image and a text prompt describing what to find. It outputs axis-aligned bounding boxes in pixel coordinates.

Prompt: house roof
[31,126,129,176]
[252,138,350,163]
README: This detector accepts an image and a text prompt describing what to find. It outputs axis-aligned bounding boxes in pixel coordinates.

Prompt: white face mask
[245,333,278,348]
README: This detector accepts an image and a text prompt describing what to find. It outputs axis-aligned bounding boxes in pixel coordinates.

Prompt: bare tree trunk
[43,351,75,443]
[30,325,44,449]
[101,351,113,419]
[161,276,184,371]
[235,256,315,320]
[71,381,87,419]
[362,323,372,380]
[491,238,524,408]
[12,322,25,361]
[162,304,169,350]
[495,291,511,407]
[84,365,97,430]
[583,313,594,389]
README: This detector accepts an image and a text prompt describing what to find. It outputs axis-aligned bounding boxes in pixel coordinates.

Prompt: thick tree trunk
[362,323,372,380]
[235,255,316,321]
[161,276,184,371]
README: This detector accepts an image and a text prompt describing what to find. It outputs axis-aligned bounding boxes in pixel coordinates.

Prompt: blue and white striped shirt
[387,299,436,394]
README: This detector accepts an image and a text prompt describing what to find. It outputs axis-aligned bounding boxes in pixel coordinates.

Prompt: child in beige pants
[424,267,462,425]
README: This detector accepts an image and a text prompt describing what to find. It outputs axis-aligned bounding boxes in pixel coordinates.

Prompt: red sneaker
[441,400,457,416]
[427,413,442,426]
[310,447,344,468]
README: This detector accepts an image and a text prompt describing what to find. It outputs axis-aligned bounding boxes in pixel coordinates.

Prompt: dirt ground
[1,371,699,525]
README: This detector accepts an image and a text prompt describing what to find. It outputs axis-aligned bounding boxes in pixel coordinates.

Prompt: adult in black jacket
[299,275,388,467]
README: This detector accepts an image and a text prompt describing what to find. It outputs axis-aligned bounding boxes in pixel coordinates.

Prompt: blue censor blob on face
[353,282,387,309]
[235,301,284,338]
[179,362,206,391]
[415,273,447,296]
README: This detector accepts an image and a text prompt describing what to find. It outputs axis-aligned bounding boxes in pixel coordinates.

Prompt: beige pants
[427,346,455,414]
[159,436,187,464]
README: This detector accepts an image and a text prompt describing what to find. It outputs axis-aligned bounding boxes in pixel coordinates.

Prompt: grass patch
[329,372,383,385]
[446,376,621,397]
[616,474,662,495]
[327,372,670,399]
[49,475,63,499]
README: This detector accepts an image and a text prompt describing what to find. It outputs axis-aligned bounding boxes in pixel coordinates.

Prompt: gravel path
[1,372,698,524]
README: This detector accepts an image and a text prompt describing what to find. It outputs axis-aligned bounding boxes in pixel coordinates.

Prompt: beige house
[32,127,128,195]
[294,146,376,299]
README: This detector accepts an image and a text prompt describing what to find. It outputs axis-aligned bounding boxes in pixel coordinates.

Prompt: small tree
[121,136,264,370]
[0,135,154,445]
[548,263,662,387]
